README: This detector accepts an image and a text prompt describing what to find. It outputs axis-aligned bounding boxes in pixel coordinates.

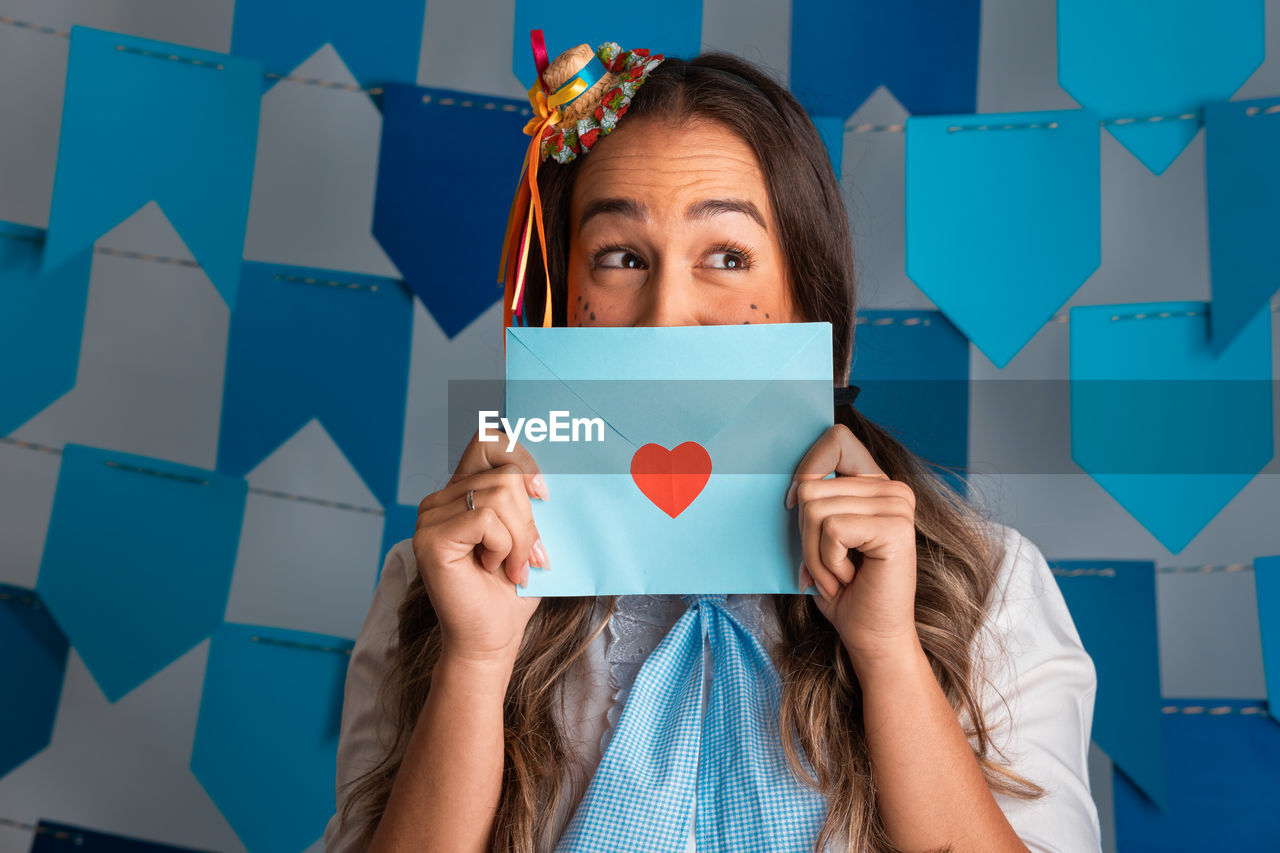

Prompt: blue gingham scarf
[555,594,829,852]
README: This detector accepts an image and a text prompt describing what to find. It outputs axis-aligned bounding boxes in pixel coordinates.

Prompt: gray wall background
[0,0,1276,850]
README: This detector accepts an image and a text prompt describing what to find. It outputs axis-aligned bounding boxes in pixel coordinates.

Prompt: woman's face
[566,116,796,327]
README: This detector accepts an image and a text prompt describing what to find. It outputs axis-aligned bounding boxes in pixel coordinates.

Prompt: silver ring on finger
[465,488,476,511]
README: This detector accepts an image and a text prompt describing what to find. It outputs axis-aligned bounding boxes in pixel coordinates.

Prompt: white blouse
[322,521,1102,853]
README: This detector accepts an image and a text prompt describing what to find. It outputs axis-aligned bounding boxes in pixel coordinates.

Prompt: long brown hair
[339,52,1043,851]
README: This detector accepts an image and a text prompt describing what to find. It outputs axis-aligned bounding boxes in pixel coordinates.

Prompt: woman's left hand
[786,423,921,670]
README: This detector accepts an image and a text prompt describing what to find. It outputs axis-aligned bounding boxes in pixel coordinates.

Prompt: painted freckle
[765,313,770,319]
[590,311,596,321]
[750,304,757,310]
[583,301,590,310]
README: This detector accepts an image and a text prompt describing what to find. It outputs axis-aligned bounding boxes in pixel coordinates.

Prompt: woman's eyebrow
[579,197,648,227]
[685,198,767,231]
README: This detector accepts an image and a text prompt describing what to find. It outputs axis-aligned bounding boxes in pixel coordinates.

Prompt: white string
[847,108,1266,134]
[1162,704,1268,716]
[0,436,387,517]
[0,233,407,296]
[1,435,1271,571]
[249,634,353,655]
[0,14,526,100]
[1051,567,1116,577]
[5,16,1278,124]
[11,231,1272,327]
[0,816,85,844]
[854,300,1280,327]
[1051,564,1257,578]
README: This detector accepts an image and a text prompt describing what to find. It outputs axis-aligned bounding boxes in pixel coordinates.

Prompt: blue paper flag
[0,222,91,435]
[372,85,530,338]
[1057,0,1264,174]
[0,584,68,779]
[1069,301,1273,553]
[791,0,980,119]
[379,503,419,585]
[30,819,216,851]
[41,26,261,308]
[1050,560,1166,807]
[511,5,701,89]
[191,623,352,853]
[1113,701,1280,850]
[231,0,425,91]
[849,310,969,496]
[216,262,413,508]
[36,445,247,702]
[906,110,1101,367]
[1256,555,1280,724]
[1205,96,1280,353]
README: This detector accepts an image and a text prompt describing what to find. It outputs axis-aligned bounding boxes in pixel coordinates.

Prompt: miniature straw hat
[533,40,665,163]
[542,43,623,124]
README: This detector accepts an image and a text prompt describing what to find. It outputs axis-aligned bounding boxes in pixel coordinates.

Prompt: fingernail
[531,538,549,569]
[785,481,797,510]
[519,561,530,587]
[531,474,549,500]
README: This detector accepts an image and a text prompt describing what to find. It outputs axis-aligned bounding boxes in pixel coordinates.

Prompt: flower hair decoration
[499,31,664,334]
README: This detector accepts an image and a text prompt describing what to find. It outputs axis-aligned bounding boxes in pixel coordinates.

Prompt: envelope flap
[506,324,832,448]
[508,323,831,380]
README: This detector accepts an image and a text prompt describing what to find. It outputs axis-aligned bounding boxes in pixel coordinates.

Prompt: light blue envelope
[505,323,833,596]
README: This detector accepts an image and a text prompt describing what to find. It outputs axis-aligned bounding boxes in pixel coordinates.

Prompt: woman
[323,42,1101,853]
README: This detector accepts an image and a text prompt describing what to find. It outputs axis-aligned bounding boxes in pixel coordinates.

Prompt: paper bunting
[790,0,980,118]
[1051,560,1166,806]
[1069,301,1273,553]
[0,221,91,435]
[1113,701,1280,849]
[215,261,413,508]
[1204,96,1280,353]
[511,2,702,89]
[1256,555,1280,724]
[372,84,531,338]
[191,623,352,852]
[230,0,425,91]
[849,310,969,495]
[36,445,246,702]
[906,109,1101,368]
[41,26,261,308]
[30,819,216,851]
[1057,0,1264,175]
[0,584,68,779]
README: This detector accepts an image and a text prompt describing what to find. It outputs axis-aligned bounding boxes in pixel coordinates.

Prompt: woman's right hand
[412,431,550,667]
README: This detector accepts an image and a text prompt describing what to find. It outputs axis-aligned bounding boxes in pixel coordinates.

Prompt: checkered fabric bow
[556,594,829,852]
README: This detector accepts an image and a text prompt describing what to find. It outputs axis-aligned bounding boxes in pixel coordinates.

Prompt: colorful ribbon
[500,32,607,335]
[531,29,551,91]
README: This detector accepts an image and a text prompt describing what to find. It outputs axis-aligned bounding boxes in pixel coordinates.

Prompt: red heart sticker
[630,442,712,519]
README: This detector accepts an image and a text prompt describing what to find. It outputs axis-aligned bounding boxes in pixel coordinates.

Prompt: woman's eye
[596,250,646,270]
[706,250,750,270]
